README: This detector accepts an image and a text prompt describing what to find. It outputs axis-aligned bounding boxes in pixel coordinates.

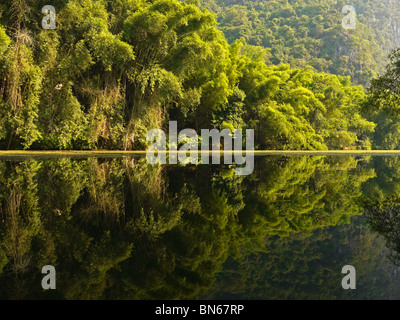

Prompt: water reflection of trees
[0,155,397,299]
[367,203,400,263]
[363,157,400,266]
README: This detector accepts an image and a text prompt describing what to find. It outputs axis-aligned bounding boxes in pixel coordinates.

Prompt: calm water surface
[1,155,400,299]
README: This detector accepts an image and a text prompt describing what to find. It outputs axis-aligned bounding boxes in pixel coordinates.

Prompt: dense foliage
[201,0,400,86]
[3,0,400,301]
[0,155,395,299]
[1,156,400,299]
[0,0,389,151]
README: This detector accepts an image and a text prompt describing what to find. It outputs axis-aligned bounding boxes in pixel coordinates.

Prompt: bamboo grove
[1,0,400,151]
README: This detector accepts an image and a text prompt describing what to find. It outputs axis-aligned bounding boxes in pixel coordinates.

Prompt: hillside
[0,0,400,150]
[201,0,400,86]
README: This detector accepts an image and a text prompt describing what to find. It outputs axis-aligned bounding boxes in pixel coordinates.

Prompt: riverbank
[2,150,400,158]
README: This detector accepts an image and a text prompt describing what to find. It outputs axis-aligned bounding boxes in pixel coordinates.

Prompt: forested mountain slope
[201,0,400,86]
[0,0,399,151]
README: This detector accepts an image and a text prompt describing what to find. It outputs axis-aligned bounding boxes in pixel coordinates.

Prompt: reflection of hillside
[207,216,400,300]
[0,156,390,299]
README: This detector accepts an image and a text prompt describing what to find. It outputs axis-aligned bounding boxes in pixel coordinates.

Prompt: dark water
[1,155,400,300]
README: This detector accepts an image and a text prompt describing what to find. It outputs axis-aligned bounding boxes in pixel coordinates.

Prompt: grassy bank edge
[1,150,400,158]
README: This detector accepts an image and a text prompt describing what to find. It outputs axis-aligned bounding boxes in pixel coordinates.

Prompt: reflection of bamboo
[125,157,136,169]
[0,186,32,299]
[77,160,124,227]
[6,188,30,274]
